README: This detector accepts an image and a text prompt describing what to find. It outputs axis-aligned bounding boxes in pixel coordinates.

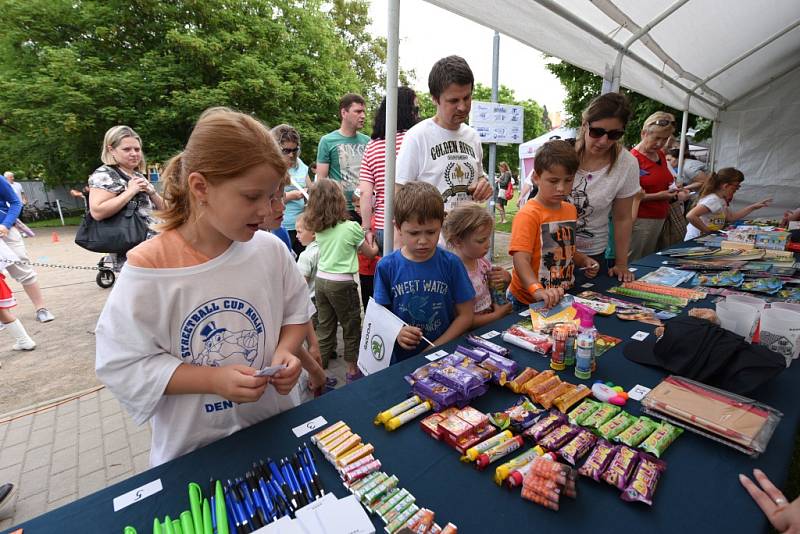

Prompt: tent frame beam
[531,0,722,113]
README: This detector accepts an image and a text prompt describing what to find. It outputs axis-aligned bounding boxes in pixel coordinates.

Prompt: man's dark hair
[371,87,419,140]
[428,55,474,100]
[339,93,366,113]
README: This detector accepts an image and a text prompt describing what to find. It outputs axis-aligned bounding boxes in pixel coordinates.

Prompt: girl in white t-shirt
[685,167,772,240]
[95,108,310,466]
[442,202,512,328]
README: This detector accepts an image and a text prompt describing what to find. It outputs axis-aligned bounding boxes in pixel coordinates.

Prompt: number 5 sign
[113,479,163,512]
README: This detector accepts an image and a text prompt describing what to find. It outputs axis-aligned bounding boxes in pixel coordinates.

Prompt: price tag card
[631,331,650,341]
[113,479,163,512]
[425,349,449,361]
[628,384,652,401]
[518,309,531,317]
[481,330,501,340]
[292,416,328,438]
[581,283,594,288]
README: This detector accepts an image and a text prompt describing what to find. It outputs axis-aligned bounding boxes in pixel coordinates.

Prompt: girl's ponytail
[699,167,744,198]
[156,153,190,231]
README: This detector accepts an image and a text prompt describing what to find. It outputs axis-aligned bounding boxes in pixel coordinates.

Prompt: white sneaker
[12,337,36,351]
[0,483,16,520]
[35,308,55,323]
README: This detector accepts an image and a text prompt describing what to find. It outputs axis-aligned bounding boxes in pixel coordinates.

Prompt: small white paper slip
[581,282,594,288]
[292,416,328,438]
[315,494,376,534]
[294,493,338,534]
[425,349,449,361]
[481,330,501,340]
[518,309,532,317]
[628,267,638,272]
[251,514,300,533]
[254,364,288,377]
[631,331,650,341]
[628,384,652,401]
[113,479,163,512]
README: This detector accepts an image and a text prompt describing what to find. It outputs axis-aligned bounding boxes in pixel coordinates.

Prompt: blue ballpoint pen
[297,464,315,503]
[263,478,284,518]
[268,458,294,508]
[246,473,271,524]
[283,458,305,505]
[280,459,302,507]
[255,476,275,522]
[303,443,325,495]
[223,485,243,534]
[235,479,262,529]
[268,476,294,514]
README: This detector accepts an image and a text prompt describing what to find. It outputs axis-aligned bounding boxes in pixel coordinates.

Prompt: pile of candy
[521,456,577,511]
[420,405,498,455]
[311,421,458,533]
[507,368,592,411]
[402,339,518,412]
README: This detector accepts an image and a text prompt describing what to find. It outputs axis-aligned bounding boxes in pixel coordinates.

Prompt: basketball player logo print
[180,297,266,369]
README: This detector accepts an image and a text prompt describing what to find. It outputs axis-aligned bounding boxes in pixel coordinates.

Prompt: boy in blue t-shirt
[374,182,475,362]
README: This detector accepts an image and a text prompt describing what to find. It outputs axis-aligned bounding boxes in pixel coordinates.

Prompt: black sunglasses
[281,147,300,155]
[588,126,625,141]
[647,119,676,127]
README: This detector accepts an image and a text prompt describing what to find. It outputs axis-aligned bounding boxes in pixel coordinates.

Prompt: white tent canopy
[518,127,577,179]
[419,0,800,214]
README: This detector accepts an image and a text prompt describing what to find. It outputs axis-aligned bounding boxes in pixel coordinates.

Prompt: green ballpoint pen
[180,511,195,534]
[188,482,203,533]
[163,515,175,534]
[202,498,213,534]
[152,517,163,534]
[215,480,230,534]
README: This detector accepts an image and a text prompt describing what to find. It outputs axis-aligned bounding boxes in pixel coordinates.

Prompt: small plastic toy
[591,381,629,406]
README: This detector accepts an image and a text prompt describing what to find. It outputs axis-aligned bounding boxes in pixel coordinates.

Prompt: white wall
[716,67,800,217]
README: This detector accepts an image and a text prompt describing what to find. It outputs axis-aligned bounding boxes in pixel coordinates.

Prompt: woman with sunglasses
[571,92,642,282]
[629,112,691,260]
[271,124,309,257]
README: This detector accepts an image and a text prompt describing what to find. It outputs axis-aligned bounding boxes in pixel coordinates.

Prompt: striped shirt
[358,131,406,229]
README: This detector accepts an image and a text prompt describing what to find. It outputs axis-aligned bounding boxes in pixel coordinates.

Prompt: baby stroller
[95,255,118,288]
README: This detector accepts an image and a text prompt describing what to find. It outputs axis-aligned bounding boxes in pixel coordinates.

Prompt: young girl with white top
[95,108,308,466]
[685,167,771,240]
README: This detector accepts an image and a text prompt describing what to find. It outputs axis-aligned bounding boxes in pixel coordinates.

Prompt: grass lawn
[494,192,519,233]
[26,215,83,228]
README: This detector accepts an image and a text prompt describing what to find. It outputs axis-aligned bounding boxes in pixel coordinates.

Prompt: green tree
[545,61,702,147]
[414,83,545,178]
[0,0,384,184]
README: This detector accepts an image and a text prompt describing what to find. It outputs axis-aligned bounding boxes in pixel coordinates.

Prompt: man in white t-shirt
[4,172,26,205]
[396,55,492,211]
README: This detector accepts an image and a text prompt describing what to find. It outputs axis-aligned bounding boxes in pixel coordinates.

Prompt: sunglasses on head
[647,119,676,127]
[281,147,300,155]
[588,126,625,141]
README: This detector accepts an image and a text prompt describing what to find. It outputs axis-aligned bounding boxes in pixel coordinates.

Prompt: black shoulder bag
[75,167,150,254]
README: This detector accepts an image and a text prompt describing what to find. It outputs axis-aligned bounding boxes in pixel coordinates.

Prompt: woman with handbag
[87,125,164,270]
[496,161,513,224]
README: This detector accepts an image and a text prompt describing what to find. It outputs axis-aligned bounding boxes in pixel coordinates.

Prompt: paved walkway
[0,231,513,529]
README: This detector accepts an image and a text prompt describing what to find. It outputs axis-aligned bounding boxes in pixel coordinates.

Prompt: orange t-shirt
[508,199,578,304]
[127,230,210,268]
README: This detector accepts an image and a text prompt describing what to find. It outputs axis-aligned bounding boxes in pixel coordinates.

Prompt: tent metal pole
[677,96,690,183]
[383,0,400,253]
[608,0,690,92]
[531,0,723,112]
[488,30,500,260]
[709,117,720,173]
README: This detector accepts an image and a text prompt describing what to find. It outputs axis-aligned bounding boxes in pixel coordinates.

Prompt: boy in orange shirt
[508,140,600,311]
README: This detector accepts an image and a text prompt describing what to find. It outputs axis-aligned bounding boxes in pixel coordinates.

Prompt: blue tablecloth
[10,265,799,534]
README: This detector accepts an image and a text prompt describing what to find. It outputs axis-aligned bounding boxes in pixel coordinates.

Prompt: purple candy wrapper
[523,411,566,441]
[404,360,446,386]
[578,440,618,481]
[431,366,484,396]
[558,428,597,466]
[467,335,510,356]
[412,377,459,411]
[455,345,490,362]
[537,424,580,451]
[601,446,639,490]
[620,453,666,506]
[479,354,518,385]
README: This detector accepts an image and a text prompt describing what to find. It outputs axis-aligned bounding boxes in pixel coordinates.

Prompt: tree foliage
[545,61,706,146]
[416,82,547,177]
[0,0,385,184]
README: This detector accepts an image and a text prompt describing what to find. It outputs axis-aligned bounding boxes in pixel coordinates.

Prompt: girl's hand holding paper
[269,351,302,395]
